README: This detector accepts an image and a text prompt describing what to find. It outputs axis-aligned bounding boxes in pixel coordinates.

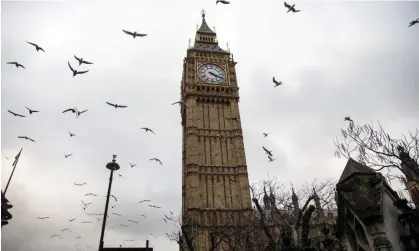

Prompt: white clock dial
[198,64,226,84]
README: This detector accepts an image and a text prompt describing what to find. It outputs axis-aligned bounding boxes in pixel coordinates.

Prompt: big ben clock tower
[179,10,253,250]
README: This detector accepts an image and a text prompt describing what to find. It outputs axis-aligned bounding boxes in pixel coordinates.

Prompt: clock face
[198,64,226,84]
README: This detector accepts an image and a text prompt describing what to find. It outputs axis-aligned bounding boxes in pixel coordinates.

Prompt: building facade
[179,10,253,251]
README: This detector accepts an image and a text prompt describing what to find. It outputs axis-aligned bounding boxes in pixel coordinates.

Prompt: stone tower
[179,10,252,250]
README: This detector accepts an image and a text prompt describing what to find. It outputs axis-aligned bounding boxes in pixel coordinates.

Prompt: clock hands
[208,71,224,80]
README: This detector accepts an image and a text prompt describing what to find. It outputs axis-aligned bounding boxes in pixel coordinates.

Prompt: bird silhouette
[68,218,76,222]
[262,146,273,156]
[139,200,151,204]
[129,162,137,168]
[68,61,89,77]
[141,127,155,134]
[85,193,98,197]
[62,108,77,114]
[117,174,125,179]
[112,213,122,216]
[76,109,88,117]
[273,77,284,87]
[80,221,92,224]
[96,217,102,222]
[69,132,76,137]
[268,155,275,162]
[65,153,73,158]
[7,62,25,69]
[37,216,50,220]
[62,228,72,232]
[8,110,26,117]
[140,214,147,218]
[284,2,300,13]
[110,195,118,202]
[149,158,163,165]
[262,133,270,138]
[106,102,127,108]
[344,117,353,123]
[122,30,147,38]
[74,182,86,186]
[74,55,93,66]
[81,200,92,207]
[4,157,11,160]
[18,136,35,142]
[25,107,39,115]
[216,0,230,4]
[76,236,83,239]
[148,204,161,209]
[120,224,128,227]
[26,41,46,53]
[171,101,191,107]
[128,220,139,223]
[111,204,117,208]
[408,18,419,27]
[51,234,61,238]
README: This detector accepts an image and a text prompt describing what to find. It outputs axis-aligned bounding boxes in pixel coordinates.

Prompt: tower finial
[201,9,206,18]
[188,38,191,49]
[226,42,230,52]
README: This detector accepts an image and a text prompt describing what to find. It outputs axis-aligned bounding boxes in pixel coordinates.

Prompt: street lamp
[99,154,120,250]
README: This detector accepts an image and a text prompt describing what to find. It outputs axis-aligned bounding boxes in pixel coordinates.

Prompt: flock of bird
[3,1,418,250]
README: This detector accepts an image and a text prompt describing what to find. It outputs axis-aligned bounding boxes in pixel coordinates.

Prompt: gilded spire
[197,9,216,34]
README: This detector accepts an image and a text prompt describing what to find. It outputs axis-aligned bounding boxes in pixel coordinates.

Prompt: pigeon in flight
[7,62,25,69]
[111,204,117,208]
[76,236,83,239]
[74,182,86,186]
[62,228,72,232]
[26,41,46,53]
[171,101,190,108]
[148,204,161,209]
[262,133,270,138]
[68,218,76,222]
[25,107,39,115]
[273,77,283,87]
[122,30,147,38]
[76,109,88,117]
[268,155,275,162]
[81,221,92,224]
[110,195,118,202]
[8,110,26,117]
[262,146,273,156]
[18,136,35,142]
[85,193,98,197]
[128,220,139,223]
[140,214,147,218]
[216,0,230,4]
[96,217,102,222]
[81,200,92,207]
[37,216,50,220]
[120,224,128,227]
[51,234,61,238]
[344,116,353,123]
[129,162,137,168]
[69,132,76,137]
[65,153,73,158]
[68,61,89,77]
[106,102,127,108]
[284,2,300,13]
[139,200,151,204]
[149,158,163,165]
[117,174,125,179]
[62,108,77,114]
[112,213,122,216]
[74,55,93,66]
[141,127,155,134]
[408,18,419,27]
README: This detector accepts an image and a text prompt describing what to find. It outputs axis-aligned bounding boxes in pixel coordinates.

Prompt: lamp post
[98,154,120,250]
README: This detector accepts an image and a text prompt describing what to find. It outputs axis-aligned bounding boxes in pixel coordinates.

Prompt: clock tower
[180,10,253,250]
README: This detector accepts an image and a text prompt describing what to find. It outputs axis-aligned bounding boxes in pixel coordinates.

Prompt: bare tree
[334,120,419,182]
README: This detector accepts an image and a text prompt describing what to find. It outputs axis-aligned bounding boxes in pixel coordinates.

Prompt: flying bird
[171,101,191,107]
[268,155,275,162]
[85,193,98,197]
[140,127,155,134]
[284,2,300,13]
[37,216,50,220]
[80,221,92,224]
[76,236,83,239]
[68,61,89,77]
[122,30,147,38]
[8,110,26,117]
[62,108,77,114]
[111,204,117,208]
[273,77,284,87]
[216,0,230,4]
[76,109,88,117]
[148,204,161,209]
[96,217,102,222]
[344,117,353,123]
[408,18,419,27]
[112,213,122,216]
[139,200,151,204]
[7,62,25,69]
[129,162,137,168]
[25,107,39,115]
[18,136,35,142]
[74,182,86,186]
[110,195,118,202]
[26,41,46,53]
[51,234,61,238]
[262,133,270,138]
[74,55,93,66]
[4,157,11,160]
[120,224,128,227]
[62,228,72,232]
[262,146,273,156]
[117,174,125,179]
[128,220,139,223]
[140,214,147,218]
[149,158,163,165]
[81,200,92,207]
[106,102,127,108]
[69,132,76,137]
[69,218,76,222]
[65,153,73,158]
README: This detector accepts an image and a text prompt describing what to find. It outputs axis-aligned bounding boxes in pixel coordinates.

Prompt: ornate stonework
[180,11,252,251]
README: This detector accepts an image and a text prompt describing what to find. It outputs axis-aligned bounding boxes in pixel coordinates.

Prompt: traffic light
[1,191,13,227]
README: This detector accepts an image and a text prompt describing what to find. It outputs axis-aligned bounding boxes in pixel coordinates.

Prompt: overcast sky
[1,0,418,250]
